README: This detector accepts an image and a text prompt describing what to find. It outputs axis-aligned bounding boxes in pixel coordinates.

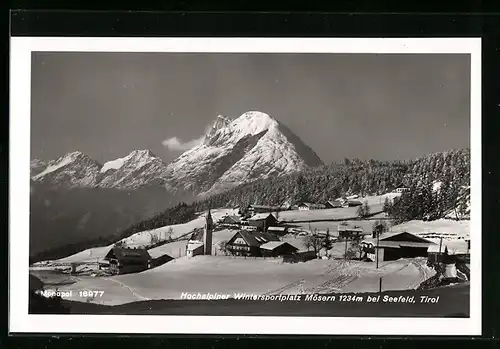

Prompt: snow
[433,181,443,192]
[101,157,126,173]
[391,219,470,239]
[165,111,323,195]
[119,208,234,248]
[46,256,432,305]
[32,152,81,180]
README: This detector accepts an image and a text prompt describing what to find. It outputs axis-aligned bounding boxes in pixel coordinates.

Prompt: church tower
[203,209,214,255]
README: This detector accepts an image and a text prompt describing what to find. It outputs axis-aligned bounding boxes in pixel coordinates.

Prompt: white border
[9,37,482,335]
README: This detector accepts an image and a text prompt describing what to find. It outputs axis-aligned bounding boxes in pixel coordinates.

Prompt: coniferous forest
[30,148,470,262]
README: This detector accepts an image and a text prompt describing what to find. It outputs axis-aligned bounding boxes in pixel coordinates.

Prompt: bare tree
[304,229,323,258]
[149,233,160,245]
[166,227,175,242]
[218,240,229,255]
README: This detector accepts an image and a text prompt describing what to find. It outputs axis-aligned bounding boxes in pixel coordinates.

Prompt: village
[29,190,471,306]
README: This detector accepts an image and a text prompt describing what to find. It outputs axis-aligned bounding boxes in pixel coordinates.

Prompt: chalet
[337,224,364,240]
[297,202,326,210]
[104,247,152,275]
[267,226,288,235]
[247,213,278,232]
[219,215,242,228]
[226,231,280,257]
[260,241,299,257]
[361,232,436,262]
[325,200,343,208]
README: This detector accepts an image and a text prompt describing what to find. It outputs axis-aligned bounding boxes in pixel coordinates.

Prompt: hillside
[29,185,193,262]
[191,149,470,216]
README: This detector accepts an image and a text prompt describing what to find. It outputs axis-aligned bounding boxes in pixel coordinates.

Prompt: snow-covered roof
[427,239,469,255]
[248,213,275,221]
[267,226,286,231]
[259,241,298,251]
[187,243,204,251]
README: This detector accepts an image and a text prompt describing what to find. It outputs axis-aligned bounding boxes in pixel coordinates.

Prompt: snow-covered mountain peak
[231,111,278,136]
[165,111,324,194]
[101,149,161,173]
[32,151,102,187]
[97,149,168,189]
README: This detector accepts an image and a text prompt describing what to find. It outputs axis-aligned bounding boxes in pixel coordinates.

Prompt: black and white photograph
[10,37,481,335]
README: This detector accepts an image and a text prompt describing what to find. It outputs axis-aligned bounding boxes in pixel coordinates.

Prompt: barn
[104,247,152,275]
[361,232,436,262]
[226,231,280,257]
[259,241,298,257]
[247,213,278,232]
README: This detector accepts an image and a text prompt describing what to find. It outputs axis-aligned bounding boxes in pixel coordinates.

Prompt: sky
[31,52,470,165]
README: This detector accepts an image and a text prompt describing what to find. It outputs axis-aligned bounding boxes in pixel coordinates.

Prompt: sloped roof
[362,231,436,248]
[260,241,298,251]
[105,247,151,262]
[231,231,280,247]
[248,205,282,210]
[326,200,343,206]
[187,242,204,251]
[427,239,469,255]
[248,213,276,221]
[221,215,241,223]
[267,226,286,232]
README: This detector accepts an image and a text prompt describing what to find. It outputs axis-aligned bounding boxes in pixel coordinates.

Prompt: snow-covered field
[119,208,236,247]
[41,255,432,305]
[391,219,470,239]
[278,194,399,222]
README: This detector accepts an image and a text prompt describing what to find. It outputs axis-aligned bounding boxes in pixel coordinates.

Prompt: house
[219,215,242,228]
[186,242,205,258]
[297,202,326,210]
[147,247,175,268]
[361,232,436,262]
[259,241,298,257]
[247,213,278,232]
[226,231,280,257]
[246,204,285,217]
[267,226,288,235]
[427,239,470,264]
[104,247,152,275]
[325,200,343,208]
[337,224,364,240]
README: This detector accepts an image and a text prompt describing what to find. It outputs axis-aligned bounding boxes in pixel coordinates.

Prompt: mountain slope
[32,151,102,188]
[164,111,324,195]
[98,150,169,189]
[30,159,48,176]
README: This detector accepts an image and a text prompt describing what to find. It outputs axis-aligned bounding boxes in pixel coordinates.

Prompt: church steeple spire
[203,209,213,255]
